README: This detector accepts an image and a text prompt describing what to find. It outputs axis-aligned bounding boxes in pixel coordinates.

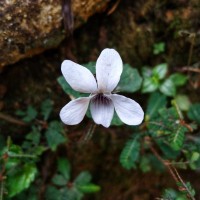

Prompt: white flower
[60,48,144,128]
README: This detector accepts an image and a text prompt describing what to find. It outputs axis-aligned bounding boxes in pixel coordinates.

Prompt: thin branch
[150,145,195,200]
[0,112,26,126]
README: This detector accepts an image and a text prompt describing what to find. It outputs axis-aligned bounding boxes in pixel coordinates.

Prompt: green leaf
[159,78,176,96]
[153,42,165,55]
[169,73,188,86]
[7,164,37,197]
[141,67,152,78]
[153,63,168,79]
[25,126,41,145]
[45,186,62,200]
[52,174,67,186]
[116,64,142,92]
[57,76,87,99]
[74,171,92,185]
[168,126,186,151]
[57,158,71,181]
[142,77,159,93]
[175,95,191,111]
[120,134,140,170]
[41,99,53,120]
[139,156,151,173]
[45,121,67,151]
[16,106,38,122]
[62,187,83,200]
[187,103,200,125]
[146,92,167,120]
[77,184,100,193]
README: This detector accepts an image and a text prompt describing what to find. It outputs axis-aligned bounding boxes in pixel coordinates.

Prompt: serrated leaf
[25,126,41,145]
[41,99,53,121]
[142,77,159,93]
[159,78,176,96]
[74,171,92,185]
[7,164,37,197]
[188,103,200,125]
[57,158,71,181]
[116,64,142,92]
[22,106,38,122]
[141,67,152,78]
[120,135,140,170]
[45,186,62,200]
[52,174,67,186]
[45,121,67,151]
[77,184,100,193]
[146,92,167,119]
[169,73,188,86]
[168,126,186,151]
[153,63,168,79]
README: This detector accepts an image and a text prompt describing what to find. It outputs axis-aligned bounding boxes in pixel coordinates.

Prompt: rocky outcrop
[0,0,110,69]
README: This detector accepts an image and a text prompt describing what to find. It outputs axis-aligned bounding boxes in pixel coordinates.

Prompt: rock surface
[0,0,110,69]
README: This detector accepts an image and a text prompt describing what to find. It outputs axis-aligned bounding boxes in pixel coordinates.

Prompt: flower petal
[90,94,114,128]
[110,94,144,125]
[61,60,97,93]
[60,97,90,125]
[96,48,123,93]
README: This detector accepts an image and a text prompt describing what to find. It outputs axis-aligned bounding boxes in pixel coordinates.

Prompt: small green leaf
[75,171,92,185]
[159,78,176,96]
[120,134,140,170]
[45,186,62,200]
[141,67,152,78]
[169,126,186,151]
[146,92,167,119]
[25,126,41,145]
[57,158,71,181]
[7,164,37,197]
[23,106,38,122]
[153,63,168,79]
[142,77,159,93]
[116,64,142,92]
[187,103,200,125]
[77,184,101,193]
[169,73,188,86]
[175,95,191,111]
[41,99,53,120]
[153,42,165,55]
[52,174,67,186]
[45,121,67,151]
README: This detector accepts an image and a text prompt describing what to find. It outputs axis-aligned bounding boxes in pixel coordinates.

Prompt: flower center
[91,93,111,106]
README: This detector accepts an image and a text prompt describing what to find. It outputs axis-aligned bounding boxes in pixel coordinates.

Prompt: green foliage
[120,134,141,169]
[146,92,167,120]
[45,158,100,200]
[187,103,200,125]
[153,42,165,55]
[7,164,37,197]
[16,106,38,122]
[141,63,187,96]
[45,121,67,151]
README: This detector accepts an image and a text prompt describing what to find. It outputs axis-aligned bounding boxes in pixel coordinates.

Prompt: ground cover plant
[0,1,200,199]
